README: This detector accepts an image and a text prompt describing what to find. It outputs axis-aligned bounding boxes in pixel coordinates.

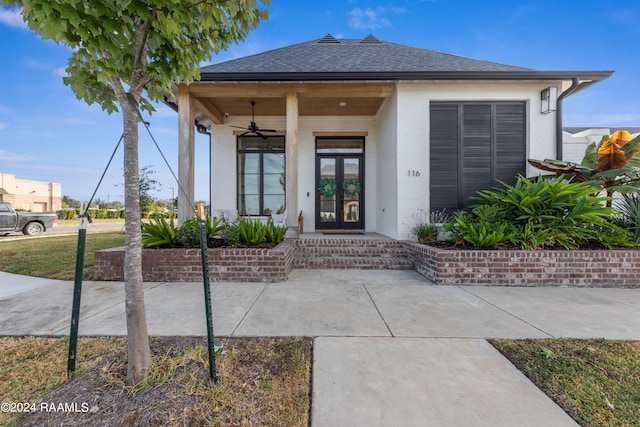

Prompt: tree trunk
[121,97,152,385]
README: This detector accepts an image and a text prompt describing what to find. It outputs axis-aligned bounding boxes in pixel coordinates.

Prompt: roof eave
[199,70,614,83]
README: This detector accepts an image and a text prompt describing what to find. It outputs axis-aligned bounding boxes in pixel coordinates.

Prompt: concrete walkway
[2,269,640,426]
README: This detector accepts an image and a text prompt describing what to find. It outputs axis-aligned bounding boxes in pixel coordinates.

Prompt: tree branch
[131,6,157,95]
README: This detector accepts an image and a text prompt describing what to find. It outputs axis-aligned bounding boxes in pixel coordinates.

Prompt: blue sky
[1,0,638,203]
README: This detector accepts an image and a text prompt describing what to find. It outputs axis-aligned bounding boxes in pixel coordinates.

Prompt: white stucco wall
[374,92,399,238]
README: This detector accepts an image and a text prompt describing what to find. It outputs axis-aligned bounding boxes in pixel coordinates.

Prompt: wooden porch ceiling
[188,82,396,124]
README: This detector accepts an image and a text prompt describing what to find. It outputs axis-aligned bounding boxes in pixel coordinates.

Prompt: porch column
[177,84,195,224]
[286,92,299,229]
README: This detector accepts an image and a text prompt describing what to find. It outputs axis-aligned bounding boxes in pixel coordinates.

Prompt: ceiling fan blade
[259,128,277,133]
[230,125,248,130]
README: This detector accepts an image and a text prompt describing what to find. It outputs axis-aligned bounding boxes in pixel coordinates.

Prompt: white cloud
[349,7,392,30]
[0,7,27,29]
[0,149,34,162]
[54,67,68,77]
[0,122,6,130]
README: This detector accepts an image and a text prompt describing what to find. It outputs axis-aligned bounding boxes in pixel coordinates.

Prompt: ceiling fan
[231,101,277,138]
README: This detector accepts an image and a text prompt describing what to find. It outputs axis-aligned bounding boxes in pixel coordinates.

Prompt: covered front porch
[174,81,396,235]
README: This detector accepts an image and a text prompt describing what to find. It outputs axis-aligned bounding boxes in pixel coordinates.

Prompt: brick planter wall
[403,241,640,287]
[94,240,295,282]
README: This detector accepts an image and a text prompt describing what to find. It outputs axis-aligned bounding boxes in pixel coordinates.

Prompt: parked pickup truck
[0,201,58,235]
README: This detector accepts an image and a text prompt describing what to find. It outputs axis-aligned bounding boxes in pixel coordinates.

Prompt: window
[430,102,526,211]
[237,136,285,215]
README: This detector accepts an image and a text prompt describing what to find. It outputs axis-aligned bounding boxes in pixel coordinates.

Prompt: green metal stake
[67,215,88,376]
[198,214,218,382]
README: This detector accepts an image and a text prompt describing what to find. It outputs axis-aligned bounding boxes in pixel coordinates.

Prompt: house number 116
[408,170,421,177]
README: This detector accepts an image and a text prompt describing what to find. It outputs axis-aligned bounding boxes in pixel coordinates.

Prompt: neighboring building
[0,173,62,212]
[563,127,640,164]
[172,34,612,239]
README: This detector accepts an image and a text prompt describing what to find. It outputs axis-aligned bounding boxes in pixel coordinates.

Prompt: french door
[316,155,364,230]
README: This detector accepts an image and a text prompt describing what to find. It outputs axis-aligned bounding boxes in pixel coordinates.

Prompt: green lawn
[492,339,640,427]
[0,231,125,280]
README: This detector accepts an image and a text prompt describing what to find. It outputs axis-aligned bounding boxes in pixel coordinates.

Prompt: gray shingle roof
[202,34,531,75]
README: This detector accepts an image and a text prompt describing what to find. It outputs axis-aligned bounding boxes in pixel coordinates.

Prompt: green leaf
[580,141,599,168]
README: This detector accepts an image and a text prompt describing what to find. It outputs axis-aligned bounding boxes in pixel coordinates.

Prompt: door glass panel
[342,158,360,223]
[319,158,337,223]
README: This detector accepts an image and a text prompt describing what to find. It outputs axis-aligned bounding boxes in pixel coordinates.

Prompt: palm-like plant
[528,130,640,206]
[141,215,177,248]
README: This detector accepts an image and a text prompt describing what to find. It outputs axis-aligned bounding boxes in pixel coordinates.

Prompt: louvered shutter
[429,103,459,212]
[430,102,525,212]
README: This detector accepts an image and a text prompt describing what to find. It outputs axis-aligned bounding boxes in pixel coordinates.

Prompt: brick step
[298,256,414,270]
[295,238,403,248]
[296,246,408,257]
[293,238,414,270]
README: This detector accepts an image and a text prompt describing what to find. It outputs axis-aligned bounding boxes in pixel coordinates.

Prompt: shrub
[56,209,78,220]
[412,223,439,242]
[452,175,635,249]
[238,218,267,245]
[175,216,225,248]
[412,210,449,242]
[105,209,122,219]
[613,193,640,243]
[175,218,201,248]
[265,222,288,244]
[142,215,278,248]
[141,215,177,248]
[450,211,513,247]
[221,220,241,247]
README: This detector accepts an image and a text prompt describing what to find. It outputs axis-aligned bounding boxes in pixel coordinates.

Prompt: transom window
[237,136,285,216]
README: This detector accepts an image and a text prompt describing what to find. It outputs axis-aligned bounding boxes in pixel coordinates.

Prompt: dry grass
[1,336,311,427]
[0,336,125,426]
[492,339,640,427]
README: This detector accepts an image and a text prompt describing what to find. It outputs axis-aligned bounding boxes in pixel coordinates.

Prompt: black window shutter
[494,103,526,185]
[430,102,525,212]
[461,104,492,207]
[429,103,459,212]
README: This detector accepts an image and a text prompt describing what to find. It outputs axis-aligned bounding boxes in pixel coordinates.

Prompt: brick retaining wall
[94,240,295,282]
[403,241,640,287]
[94,238,640,286]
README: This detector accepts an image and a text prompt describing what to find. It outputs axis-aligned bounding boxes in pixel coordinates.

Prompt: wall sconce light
[541,86,558,114]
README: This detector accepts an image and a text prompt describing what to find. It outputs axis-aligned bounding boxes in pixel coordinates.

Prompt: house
[0,172,61,212]
[172,34,612,240]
